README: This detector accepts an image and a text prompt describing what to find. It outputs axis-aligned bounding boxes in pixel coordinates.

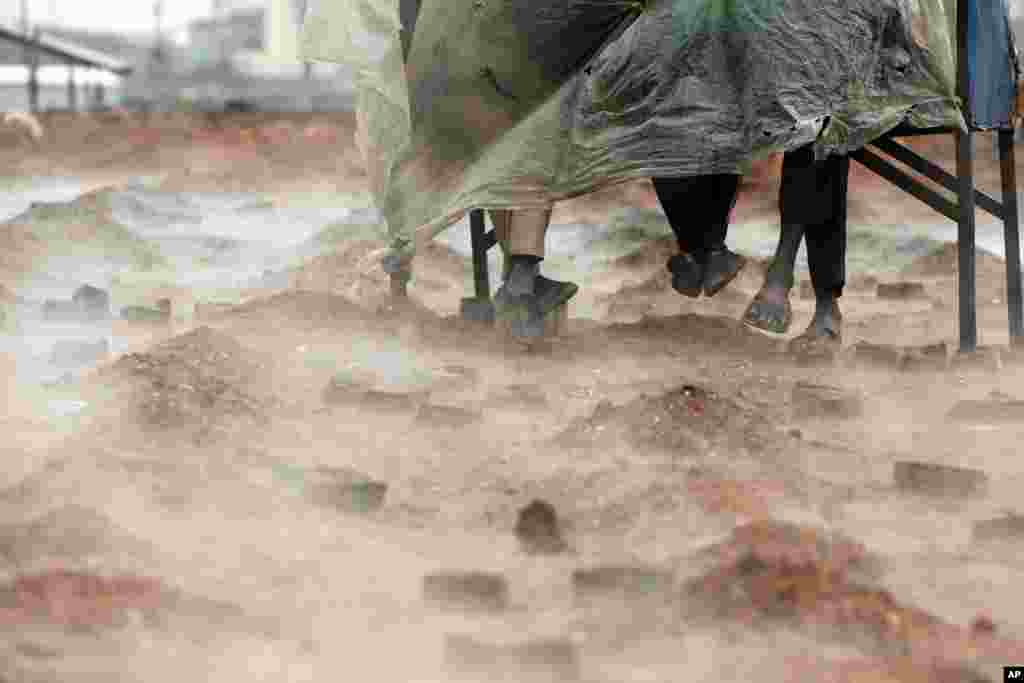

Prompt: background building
[0,0,353,112]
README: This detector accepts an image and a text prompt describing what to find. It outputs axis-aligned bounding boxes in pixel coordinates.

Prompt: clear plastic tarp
[299,0,1011,263]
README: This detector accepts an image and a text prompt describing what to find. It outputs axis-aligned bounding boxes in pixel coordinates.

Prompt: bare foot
[742,284,792,335]
[788,301,843,355]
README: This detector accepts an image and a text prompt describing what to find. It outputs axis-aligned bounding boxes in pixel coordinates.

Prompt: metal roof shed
[0,25,133,111]
[0,25,133,75]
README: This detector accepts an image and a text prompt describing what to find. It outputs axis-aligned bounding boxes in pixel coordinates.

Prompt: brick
[893,461,988,498]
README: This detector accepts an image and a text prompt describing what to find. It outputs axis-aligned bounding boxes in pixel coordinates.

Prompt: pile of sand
[902,241,1007,280]
[0,187,165,275]
[556,380,787,458]
[99,326,273,440]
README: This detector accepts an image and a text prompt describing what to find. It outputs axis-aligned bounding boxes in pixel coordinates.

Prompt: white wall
[265,0,305,63]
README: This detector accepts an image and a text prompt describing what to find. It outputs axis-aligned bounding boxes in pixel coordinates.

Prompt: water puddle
[2,178,368,389]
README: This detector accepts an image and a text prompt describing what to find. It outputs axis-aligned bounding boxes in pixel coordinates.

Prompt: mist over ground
[0,111,1023,682]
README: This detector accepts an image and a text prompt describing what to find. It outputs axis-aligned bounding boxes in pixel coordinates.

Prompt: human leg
[490,208,578,339]
[743,144,836,335]
[792,153,849,345]
[652,174,746,297]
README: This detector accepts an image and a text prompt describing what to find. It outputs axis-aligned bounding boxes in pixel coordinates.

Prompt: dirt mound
[607,313,781,358]
[685,519,1021,681]
[0,187,164,274]
[609,236,676,270]
[596,268,672,318]
[902,242,1006,280]
[626,384,785,454]
[288,241,396,302]
[686,520,882,620]
[101,326,272,439]
[556,381,785,456]
[0,504,150,567]
[226,290,377,326]
[419,240,472,280]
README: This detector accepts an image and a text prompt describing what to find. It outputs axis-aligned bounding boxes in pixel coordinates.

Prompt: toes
[744,301,789,333]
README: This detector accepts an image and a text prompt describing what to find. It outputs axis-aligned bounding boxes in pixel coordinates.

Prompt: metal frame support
[954,0,977,353]
[871,137,1005,218]
[850,147,960,222]
[999,128,1023,344]
[469,209,491,301]
[956,128,978,353]
[458,209,498,323]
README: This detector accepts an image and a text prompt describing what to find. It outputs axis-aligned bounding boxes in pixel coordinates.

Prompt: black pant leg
[804,155,849,299]
[779,145,848,299]
[652,174,740,261]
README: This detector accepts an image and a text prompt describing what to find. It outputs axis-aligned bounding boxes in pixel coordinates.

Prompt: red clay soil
[687,520,1024,682]
[0,569,168,628]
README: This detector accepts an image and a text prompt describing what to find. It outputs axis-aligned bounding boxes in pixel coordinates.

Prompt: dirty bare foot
[743,284,792,335]
[788,300,843,356]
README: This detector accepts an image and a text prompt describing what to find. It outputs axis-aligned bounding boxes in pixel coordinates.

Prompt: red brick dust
[685,520,1024,681]
[684,473,788,519]
[0,569,170,628]
[778,654,990,683]
[124,127,170,148]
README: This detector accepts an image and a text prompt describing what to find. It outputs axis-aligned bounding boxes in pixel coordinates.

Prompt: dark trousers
[651,174,739,263]
[652,144,849,298]
[780,146,849,299]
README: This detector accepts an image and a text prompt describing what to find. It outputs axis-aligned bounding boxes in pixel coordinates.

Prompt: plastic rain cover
[300,0,966,265]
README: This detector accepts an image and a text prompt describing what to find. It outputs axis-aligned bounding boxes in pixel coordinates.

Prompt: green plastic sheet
[301,0,963,265]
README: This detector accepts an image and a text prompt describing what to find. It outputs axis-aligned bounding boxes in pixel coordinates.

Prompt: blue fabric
[967,0,1017,129]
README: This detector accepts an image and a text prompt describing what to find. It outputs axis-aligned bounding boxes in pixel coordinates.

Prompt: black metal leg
[956,129,978,353]
[470,209,491,300]
[1000,129,1023,345]
[459,209,497,323]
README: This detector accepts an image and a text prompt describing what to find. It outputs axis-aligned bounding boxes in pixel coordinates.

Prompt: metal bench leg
[470,209,491,300]
[999,128,1023,345]
[956,128,978,353]
[459,209,496,323]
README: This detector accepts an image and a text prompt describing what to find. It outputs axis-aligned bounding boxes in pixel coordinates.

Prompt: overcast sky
[1,0,1020,37]
[0,0,224,37]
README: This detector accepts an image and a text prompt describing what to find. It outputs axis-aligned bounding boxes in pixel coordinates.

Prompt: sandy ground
[1,112,1024,682]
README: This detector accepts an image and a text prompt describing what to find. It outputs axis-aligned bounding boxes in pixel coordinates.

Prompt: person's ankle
[762,274,792,292]
[506,257,541,295]
[510,254,542,268]
[814,292,841,313]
